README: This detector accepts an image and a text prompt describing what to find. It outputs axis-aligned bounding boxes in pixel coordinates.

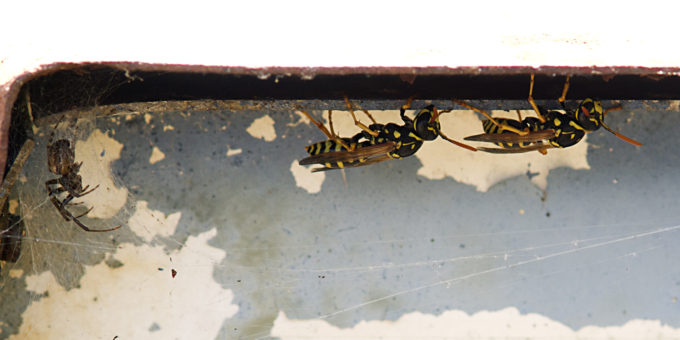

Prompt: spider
[44,119,120,232]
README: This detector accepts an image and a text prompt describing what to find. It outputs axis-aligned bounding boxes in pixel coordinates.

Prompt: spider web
[9,111,138,289]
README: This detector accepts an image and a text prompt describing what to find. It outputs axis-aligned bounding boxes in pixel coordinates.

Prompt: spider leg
[50,196,121,232]
[75,184,99,197]
[60,194,75,208]
[52,187,66,194]
[49,196,73,221]
[45,178,58,191]
[71,216,121,232]
[74,206,94,219]
[47,115,66,144]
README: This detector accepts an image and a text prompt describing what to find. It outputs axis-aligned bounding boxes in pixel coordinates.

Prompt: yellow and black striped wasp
[298,96,476,172]
[456,74,642,154]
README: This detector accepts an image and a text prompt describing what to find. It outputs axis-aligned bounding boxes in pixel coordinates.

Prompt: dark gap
[6,65,680,178]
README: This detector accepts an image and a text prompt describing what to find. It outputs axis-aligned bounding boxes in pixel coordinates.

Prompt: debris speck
[226,148,243,157]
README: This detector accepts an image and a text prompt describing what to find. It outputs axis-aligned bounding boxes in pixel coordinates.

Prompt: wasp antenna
[602,105,623,115]
[439,131,477,152]
[601,123,642,146]
[601,105,642,146]
[434,109,452,123]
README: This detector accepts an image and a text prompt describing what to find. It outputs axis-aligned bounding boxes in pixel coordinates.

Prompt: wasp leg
[343,95,379,137]
[298,108,352,151]
[328,110,337,137]
[558,74,571,107]
[451,99,528,136]
[516,110,523,121]
[527,74,548,124]
[400,96,415,117]
[298,109,334,139]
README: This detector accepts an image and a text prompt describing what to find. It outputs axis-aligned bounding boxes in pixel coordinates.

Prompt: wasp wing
[299,142,396,171]
[464,129,556,143]
[477,144,554,154]
[310,154,394,172]
[299,142,395,165]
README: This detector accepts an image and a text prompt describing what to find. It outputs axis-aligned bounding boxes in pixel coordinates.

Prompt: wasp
[298,96,476,172]
[456,74,642,154]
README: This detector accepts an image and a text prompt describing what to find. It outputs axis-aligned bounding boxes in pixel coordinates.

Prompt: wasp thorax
[414,105,441,140]
[575,98,604,132]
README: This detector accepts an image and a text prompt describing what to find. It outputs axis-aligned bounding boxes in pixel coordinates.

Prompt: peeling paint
[14,229,236,340]
[75,129,128,219]
[271,308,680,339]
[290,161,325,194]
[128,200,181,242]
[149,146,166,164]
[246,115,276,142]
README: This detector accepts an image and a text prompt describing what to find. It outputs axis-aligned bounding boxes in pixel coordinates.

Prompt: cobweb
[0,100,679,340]
[9,112,137,289]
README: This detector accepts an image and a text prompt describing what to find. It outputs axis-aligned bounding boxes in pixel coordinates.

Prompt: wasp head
[575,99,642,147]
[413,105,441,140]
[574,98,604,132]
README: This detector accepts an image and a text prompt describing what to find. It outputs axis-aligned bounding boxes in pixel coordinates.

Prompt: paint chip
[226,148,242,157]
[246,115,276,142]
[290,161,325,194]
[149,146,166,164]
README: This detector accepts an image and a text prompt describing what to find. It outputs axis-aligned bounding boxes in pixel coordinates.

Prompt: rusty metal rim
[1,61,679,181]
